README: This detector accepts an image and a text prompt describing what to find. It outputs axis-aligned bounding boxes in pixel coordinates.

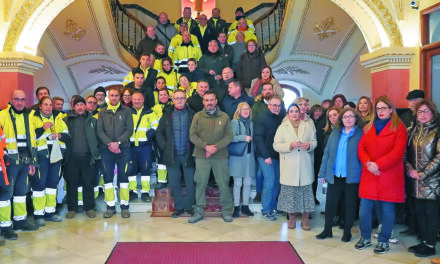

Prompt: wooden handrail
[113,0,147,33]
[253,1,280,25]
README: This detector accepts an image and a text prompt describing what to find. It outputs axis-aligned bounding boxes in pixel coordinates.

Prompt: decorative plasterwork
[64,18,86,40]
[359,47,415,73]
[89,65,124,75]
[0,52,44,74]
[313,17,338,40]
[365,0,402,46]
[392,0,404,21]
[3,0,12,22]
[3,0,44,51]
[273,66,310,75]
[290,0,312,55]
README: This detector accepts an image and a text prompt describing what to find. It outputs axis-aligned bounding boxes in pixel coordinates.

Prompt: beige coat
[273,118,317,186]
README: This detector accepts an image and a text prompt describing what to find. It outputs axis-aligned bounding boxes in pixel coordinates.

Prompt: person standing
[0,90,38,241]
[207,8,227,36]
[190,14,216,54]
[316,108,363,241]
[197,40,230,89]
[355,95,407,254]
[188,92,233,223]
[63,96,100,219]
[187,80,210,113]
[128,92,158,202]
[237,40,266,91]
[156,90,196,217]
[405,99,440,257]
[221,79,254,119]
[274,103,317,230]
[254,96,284,220]
[155,12,177,51]
[135,26,161,60]
[30,97,69,226]
[229,102,255,218]
[97,88,134,218]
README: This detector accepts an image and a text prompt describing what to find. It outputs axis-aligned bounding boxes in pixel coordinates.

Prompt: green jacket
[63,111,100,165]
[97,104,134,149]
[190,106,232,159]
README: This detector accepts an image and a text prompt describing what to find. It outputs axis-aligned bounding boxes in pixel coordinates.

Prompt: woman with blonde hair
[229,102,255,217]
[356,96,374,122]
[355,95,407,254]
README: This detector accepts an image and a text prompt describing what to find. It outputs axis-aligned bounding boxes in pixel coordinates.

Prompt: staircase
[109,0,289,58]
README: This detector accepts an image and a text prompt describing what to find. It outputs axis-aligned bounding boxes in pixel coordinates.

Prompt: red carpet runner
[106,241,304,264]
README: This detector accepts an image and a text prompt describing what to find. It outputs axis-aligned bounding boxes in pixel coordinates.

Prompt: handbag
[228,141,248,156]
[228,120,248,156]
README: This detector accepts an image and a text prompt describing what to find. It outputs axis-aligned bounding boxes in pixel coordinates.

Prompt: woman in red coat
[354,95,407,254]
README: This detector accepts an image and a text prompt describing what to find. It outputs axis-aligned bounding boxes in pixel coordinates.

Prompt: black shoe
[155,183,167,190]
[408,242,425,253]
[374,242,390,254]
[232,206,240,218]
[241,205,254,216]
[141,193,152,202]
[272,209,286,216]
[172,209,185,218]
[341,233,352,242]
[186,209,194,216]
[129,191,138,201]
[1,228,17,240]
[253,192,261,203]
[414,243,436,257]
[13,219,38,232]
[316,230,333,240]
[355,237,371,250]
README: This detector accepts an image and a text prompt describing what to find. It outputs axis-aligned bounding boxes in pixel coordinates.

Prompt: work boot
[241,205,254,216]
[86,210,96,218]
[0,236,5,246]
[121,210,130,218]
[35,218,46,227]
[65,211,76,219]
[103,209,116,218]
[141,193,152,202]
[1,228,17,240]
[45,214,63,222]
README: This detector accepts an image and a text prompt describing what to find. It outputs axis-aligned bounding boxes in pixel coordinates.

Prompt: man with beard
[122,53,158,89]
[135,26,161,60]
[152,43,167,70]
[251,82,285,122]
[189,91,233,223]
[227,18,257,45]
[197,40,230,89]
[94,87,107,111]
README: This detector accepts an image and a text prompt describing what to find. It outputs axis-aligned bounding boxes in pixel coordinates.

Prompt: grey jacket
[156,20,177,50]
[97,104,134,149]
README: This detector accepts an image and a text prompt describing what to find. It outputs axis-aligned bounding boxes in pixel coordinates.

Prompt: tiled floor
[0,192,437,264]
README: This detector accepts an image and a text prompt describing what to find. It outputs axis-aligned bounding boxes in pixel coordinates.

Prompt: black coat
[207,17,227,35]
[237,50,267,88]
[135,35,161,60]
[254,109,283,160]
[187,93,204,113]
[155,104,195,167]
[190,25,217,54]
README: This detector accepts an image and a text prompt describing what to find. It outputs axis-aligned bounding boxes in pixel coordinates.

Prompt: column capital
[360,47,416,73]
[0,52,44,75]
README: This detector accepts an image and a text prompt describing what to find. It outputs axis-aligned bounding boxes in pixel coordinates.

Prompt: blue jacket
[318,126,363,184]
[221,92,254,120]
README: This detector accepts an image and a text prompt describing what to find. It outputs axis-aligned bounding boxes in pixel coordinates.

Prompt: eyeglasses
[12,98,26,102]
[376,107,390,112]
[342,115,356,120]
[174,97,186,101]
[87,101,97,105]
[417,109,431,115]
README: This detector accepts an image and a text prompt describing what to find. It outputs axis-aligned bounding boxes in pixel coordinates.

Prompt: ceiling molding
[333,43,367,95]
[364,0,402,46]
[290,0,312,55]
[332,24,357,59]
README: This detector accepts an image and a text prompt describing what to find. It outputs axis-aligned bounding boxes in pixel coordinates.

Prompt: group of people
[0,6,439,262]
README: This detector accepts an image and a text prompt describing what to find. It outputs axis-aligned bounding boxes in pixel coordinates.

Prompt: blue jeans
[257,158,280,213]
[359,198,395,242]
[256,165,263,193]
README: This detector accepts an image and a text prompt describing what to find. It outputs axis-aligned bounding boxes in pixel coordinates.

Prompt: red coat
[358,121,407,203]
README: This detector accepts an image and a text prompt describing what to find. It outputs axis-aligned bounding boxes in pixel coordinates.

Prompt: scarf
[239,116,251,136]
[251,78,271,97]
[107,102,120,113]
[374,118,390,135]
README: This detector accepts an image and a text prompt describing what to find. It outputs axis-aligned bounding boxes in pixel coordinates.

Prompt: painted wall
[119,0,275,21]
